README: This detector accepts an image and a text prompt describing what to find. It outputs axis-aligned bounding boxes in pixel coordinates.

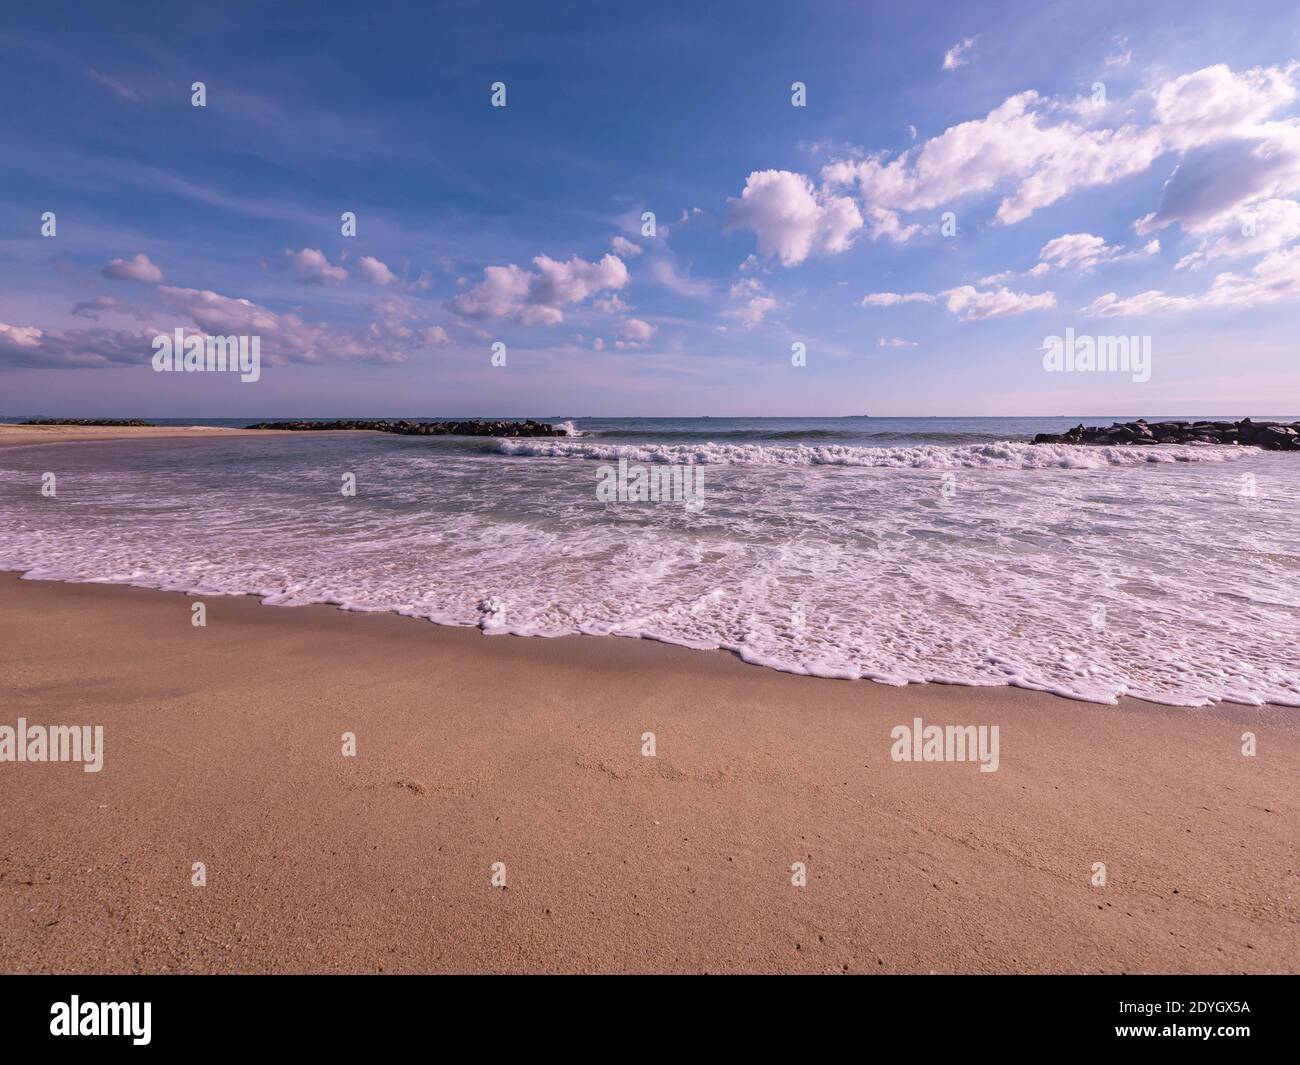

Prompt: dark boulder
[1030,418,1300,451]
[244,419,569,437]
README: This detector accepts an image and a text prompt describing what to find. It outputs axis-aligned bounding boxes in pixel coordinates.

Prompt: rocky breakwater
[1032,418,1300,451]
[244,418,569,437]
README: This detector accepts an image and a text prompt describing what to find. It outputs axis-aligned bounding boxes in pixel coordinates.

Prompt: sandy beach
[0,423,280,448]
[1,569,1296,974]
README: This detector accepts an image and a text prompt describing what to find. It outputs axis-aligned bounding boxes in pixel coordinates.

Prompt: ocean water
[2,416,1298,707]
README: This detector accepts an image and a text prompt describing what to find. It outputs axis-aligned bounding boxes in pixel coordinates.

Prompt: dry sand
[0,572,1296,974]
[0,423,277,448]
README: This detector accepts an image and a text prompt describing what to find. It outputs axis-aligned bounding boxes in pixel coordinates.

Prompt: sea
[2,415,1297,707]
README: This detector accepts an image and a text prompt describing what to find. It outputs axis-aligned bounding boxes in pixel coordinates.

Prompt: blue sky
[2,0,1299,416]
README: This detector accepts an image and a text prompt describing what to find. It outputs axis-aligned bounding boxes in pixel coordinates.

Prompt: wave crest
[496,438,1247,469]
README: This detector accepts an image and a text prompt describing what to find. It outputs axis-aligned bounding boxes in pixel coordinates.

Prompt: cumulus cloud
[860,291,936,307]
[615,317,657,347]
[449,253,629,325]
[942,38,976,71]
[1175,197,1300,269]
[725,170,863,266]
[1085,243,1300,316]
[987,234,1160,283]
[593,293,630,314]
[5,278,453,370]
[0,321,155,368]
[1036,233,1120,272]
[863,205,921,243]
[724,278,779,328]
[940,285,1057,320]
[286,247,347,285]
[611,236,643,258]
[70,296,136,319]
[1153,63,1297,151]
[817,64,1298,242]
[357,255,398,285]
[865,283,1058,322]
[158,285,414,363]
[1135,130,1300,237]
[102,253,163,284]
[1131,65,1300,240]
[824,92,1162,227]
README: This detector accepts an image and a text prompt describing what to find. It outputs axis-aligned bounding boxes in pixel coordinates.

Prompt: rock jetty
[21,418,156,427]
[244,419,568,437]
[1032,418,1300,451]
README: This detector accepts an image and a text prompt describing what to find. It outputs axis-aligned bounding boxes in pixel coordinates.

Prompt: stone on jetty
[244,418,568,437]
[1031,418,1300,451]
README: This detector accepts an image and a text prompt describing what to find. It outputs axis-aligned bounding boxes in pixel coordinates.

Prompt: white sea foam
[498,437,1248,469]
[1,434,1296,708]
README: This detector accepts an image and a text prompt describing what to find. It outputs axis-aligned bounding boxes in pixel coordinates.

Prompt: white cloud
[1175,198,1300,269]
[158,285,412,363]
[1086,243,1300,316]
[102,253,163,283]
[940,285,1057,320]
[860,291,936,307]
[991,233,1160,283]
[724,279,779,328]
[878,336,918,348]
[615,317,657,347]
[449,253,630,325]
[822,91,1162,228]
[942,37,976,71]
[285,248,347,285]
[71,296,134,319]
[1137,126,1300,237]
[1038,233,1117,271]
[1153,63,1297,151]
[611,235,643,258]
[863,205,921,243]
[0,321,155,368]
[4,280,431,369]
[357,255,398,285]
[159,286,280,334]
[593,293,630,314]
[726,169,863,266]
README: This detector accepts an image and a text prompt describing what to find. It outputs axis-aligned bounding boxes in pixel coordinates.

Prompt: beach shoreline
[1,571,1296,973]
[0,423,382,448]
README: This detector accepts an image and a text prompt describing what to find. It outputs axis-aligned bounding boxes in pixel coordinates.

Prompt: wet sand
[0,572,1296,973]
